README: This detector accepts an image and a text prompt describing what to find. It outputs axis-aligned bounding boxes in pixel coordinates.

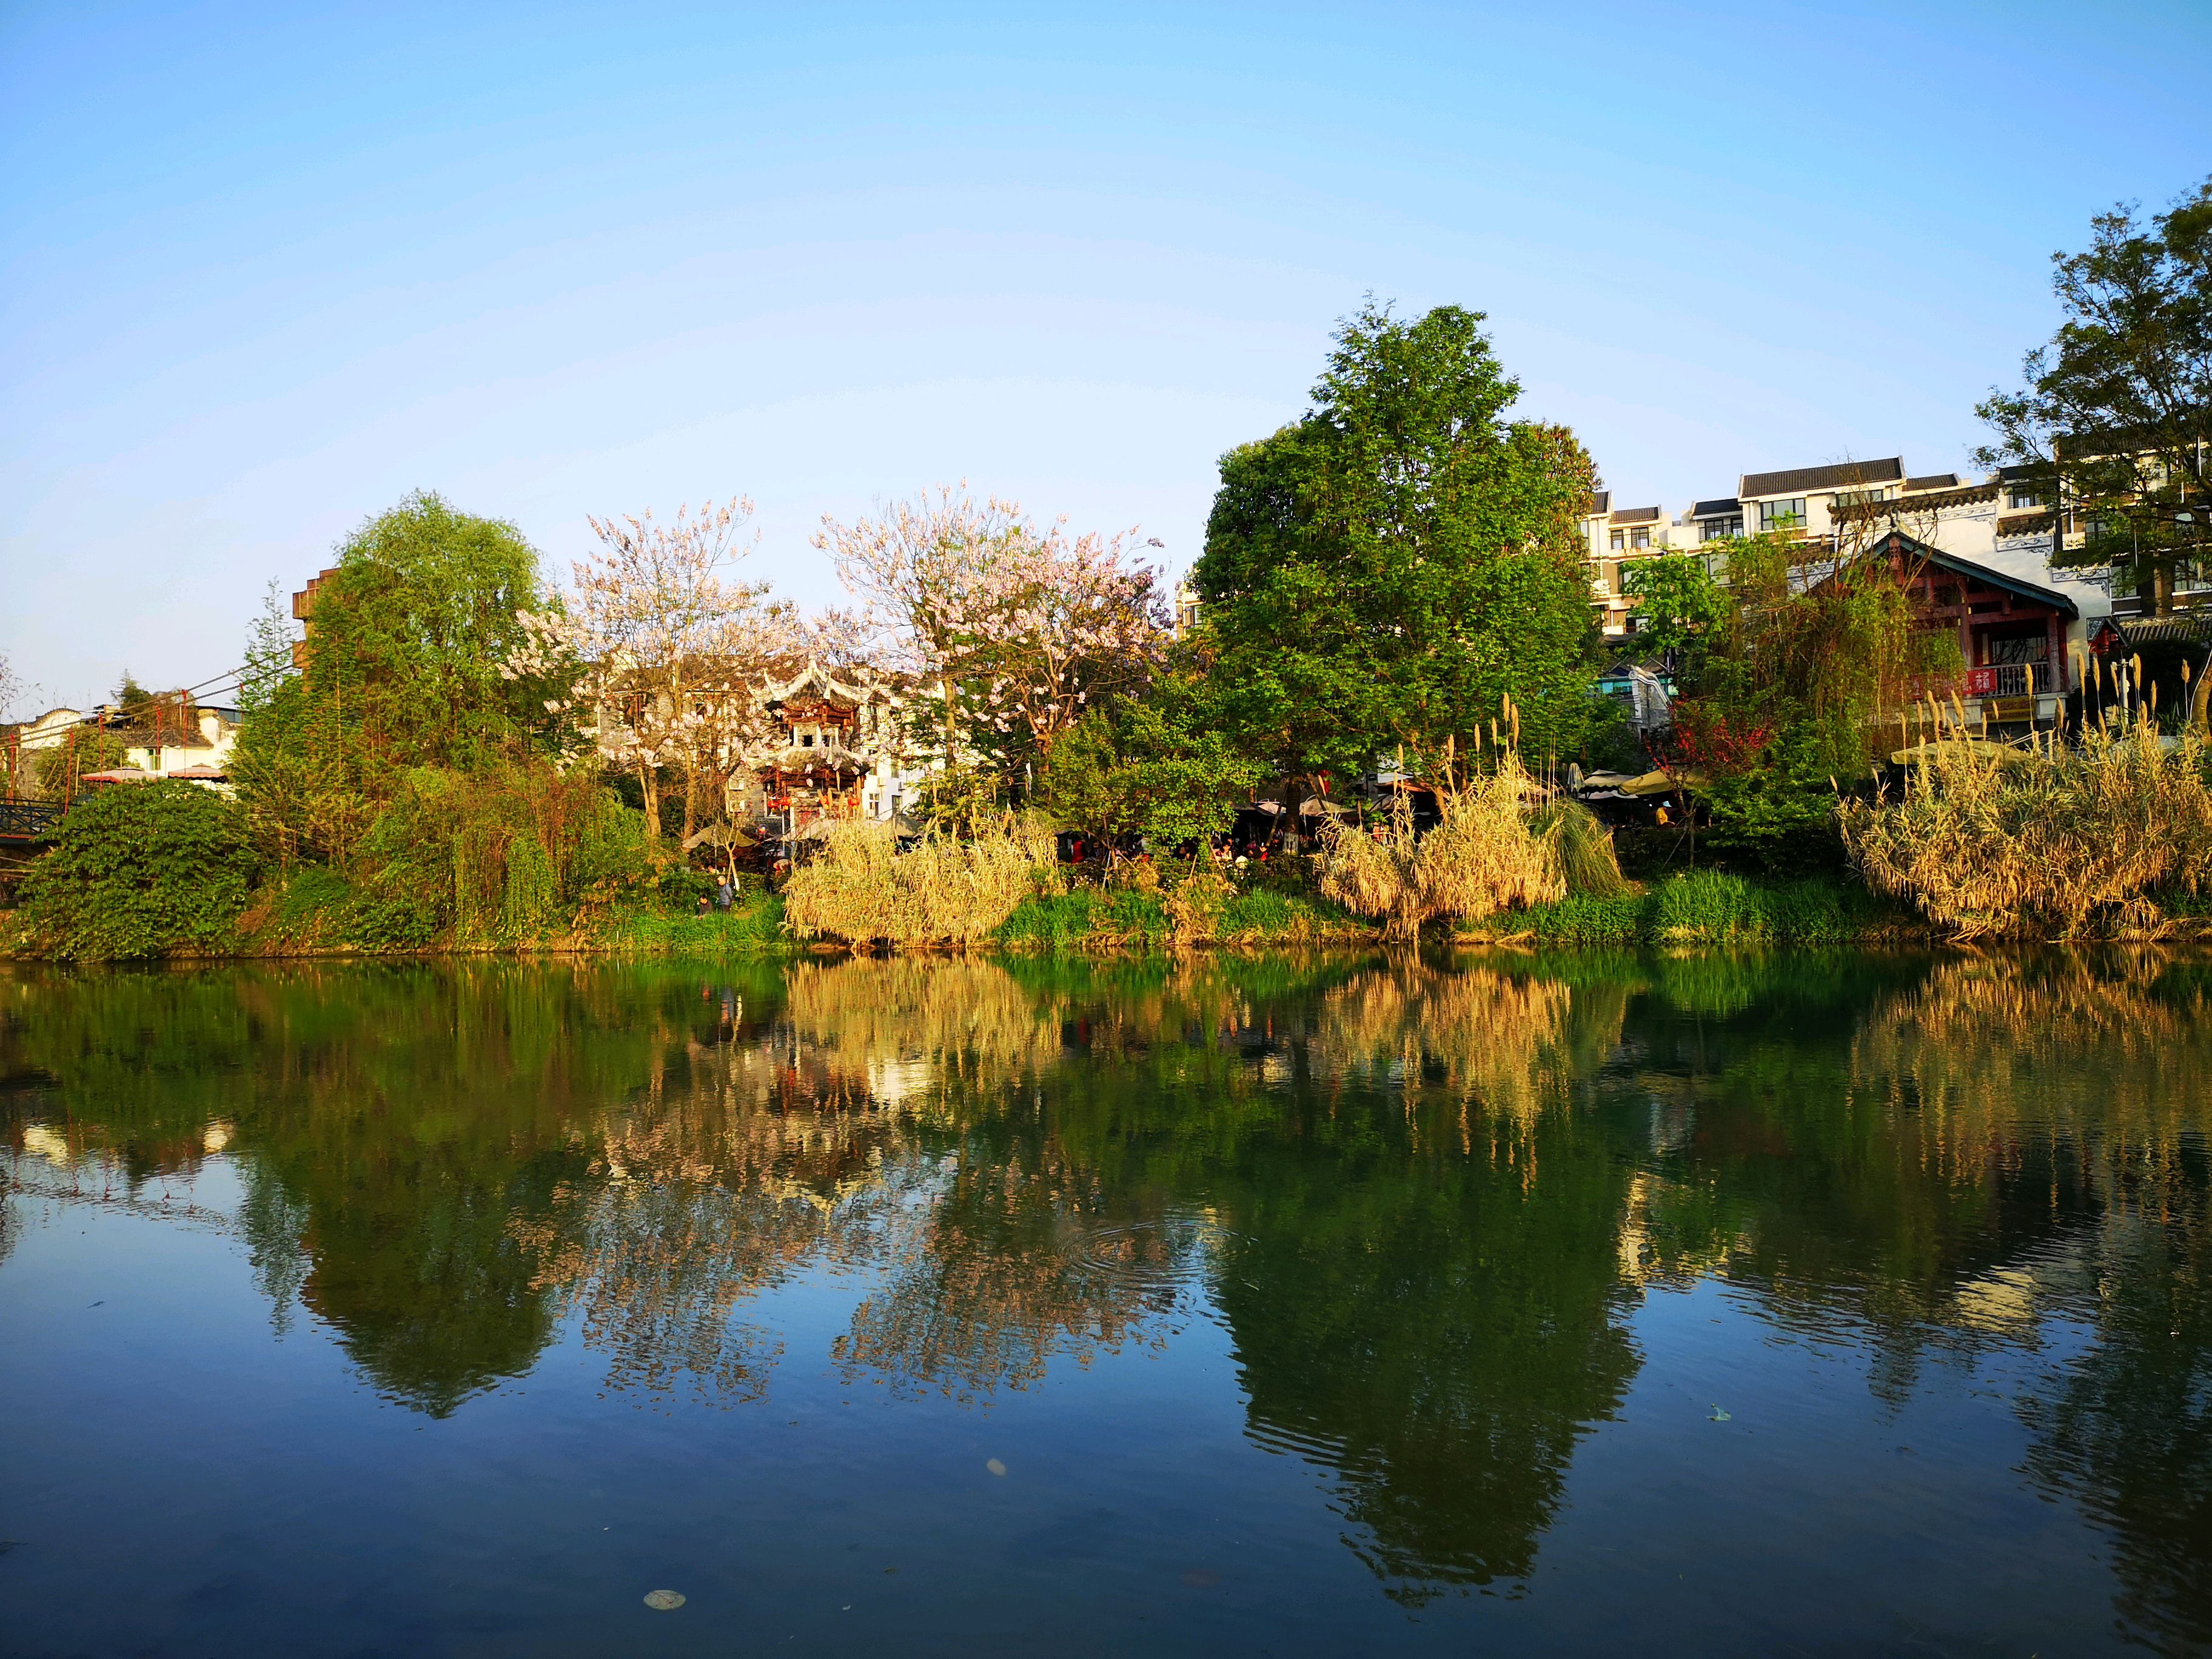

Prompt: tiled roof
[1996,511,2056,538]
[1587,491,1611,516]
[1739,457,1905,498]
[1905,473,1959,491]
[1691,498,1740,518]
[1609,506,1661,525]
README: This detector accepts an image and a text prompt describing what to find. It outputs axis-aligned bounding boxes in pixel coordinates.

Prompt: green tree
[1975,175,2212,615]
[238,577,303,719]
[1036,671,1264,848]
[18,782,258,959]
[1622,551,1731,676]
[231,491,566,864]
[1194,301,1601,793]
[1654,532,1957,874]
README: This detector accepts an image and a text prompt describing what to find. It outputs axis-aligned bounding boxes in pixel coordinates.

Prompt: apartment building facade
[1578,452,2205,726]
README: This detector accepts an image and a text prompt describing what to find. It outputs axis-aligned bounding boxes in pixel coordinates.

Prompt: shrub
[1527,799,1627,897]
[18,783,258,959]
[783,814,1058,945]
[341,764,649,947]
[1840,724,2212,939]
[1164,866,1235,943]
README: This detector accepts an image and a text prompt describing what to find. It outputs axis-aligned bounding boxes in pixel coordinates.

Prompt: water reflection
[4,949,2211,1643]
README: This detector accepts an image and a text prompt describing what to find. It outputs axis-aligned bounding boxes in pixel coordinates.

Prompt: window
[2009,488,2042,510]
[801,733,815,747]
[1609,529,1625,551]
[1700,514,1743,542]
[1630,528,1651,550]
[1608,562,1624,596]
[1832,488,1892,511]
[1758,497,1807,531]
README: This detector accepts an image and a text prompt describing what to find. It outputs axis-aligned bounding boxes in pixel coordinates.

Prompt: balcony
[1964,662,2055,698]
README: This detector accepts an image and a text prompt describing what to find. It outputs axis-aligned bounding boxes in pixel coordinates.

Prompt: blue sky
[3,1,2207,712]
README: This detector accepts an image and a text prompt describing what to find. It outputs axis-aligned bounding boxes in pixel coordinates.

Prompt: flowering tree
[507,498,791,843]
[813,485,1168,776]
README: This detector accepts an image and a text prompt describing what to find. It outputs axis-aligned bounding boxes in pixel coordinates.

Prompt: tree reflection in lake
[4,948,2211,1644]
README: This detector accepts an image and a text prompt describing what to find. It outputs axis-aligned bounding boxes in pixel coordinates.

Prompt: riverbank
[10,866,2209,964]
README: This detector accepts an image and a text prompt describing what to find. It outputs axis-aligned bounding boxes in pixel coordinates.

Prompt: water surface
[4,950,2210,1655]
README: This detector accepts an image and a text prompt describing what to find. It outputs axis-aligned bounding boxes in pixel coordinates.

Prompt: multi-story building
[1581,495,1678,636]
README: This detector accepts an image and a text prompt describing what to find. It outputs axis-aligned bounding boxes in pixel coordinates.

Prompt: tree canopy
[1193,301,1601,787]
[232,490,562,865]
[1976,175,2212,615]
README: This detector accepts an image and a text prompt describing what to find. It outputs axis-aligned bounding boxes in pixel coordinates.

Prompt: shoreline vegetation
[7,218,2212,963]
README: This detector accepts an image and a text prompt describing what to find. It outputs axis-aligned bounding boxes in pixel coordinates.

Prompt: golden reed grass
[1319,753,1618,941]
[1839,715,2212,939]
[782,813,1059,945]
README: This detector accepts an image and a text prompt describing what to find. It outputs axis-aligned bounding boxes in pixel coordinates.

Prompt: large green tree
[1193,301,1601,791]
[1976,175,2212,615]
[232,491,568,863]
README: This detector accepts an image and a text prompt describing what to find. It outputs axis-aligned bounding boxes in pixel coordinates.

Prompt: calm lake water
[3,951,2210,1657]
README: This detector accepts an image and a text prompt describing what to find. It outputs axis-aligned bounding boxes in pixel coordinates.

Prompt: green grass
[598,892,789,955]
[997,889,1173,950]
[1469,871,1917,950]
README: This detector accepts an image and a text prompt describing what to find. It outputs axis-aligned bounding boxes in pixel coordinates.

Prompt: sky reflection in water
[2,951,2209,1656]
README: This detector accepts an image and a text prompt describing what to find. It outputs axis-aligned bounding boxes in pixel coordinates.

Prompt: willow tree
[1193,301,1601,793]
[230,490,561,865]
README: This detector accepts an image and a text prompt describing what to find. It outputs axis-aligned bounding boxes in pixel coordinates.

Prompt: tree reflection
[6,948,2212,1635]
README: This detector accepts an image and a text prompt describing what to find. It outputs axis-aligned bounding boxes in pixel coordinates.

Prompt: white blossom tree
[813,484,1168,774]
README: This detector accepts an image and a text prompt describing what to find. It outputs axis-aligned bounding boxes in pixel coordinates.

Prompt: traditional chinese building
[731,662,922,831]
[1863,530,2086,728]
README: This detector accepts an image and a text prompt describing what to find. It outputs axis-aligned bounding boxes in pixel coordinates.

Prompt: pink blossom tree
[813,485,1168,777]
[506,498,793,843]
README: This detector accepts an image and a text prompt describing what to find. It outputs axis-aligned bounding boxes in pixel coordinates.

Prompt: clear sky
[2,0,2207,714]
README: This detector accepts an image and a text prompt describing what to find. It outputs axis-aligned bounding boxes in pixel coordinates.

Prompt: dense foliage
[1629,532,1960,873]
[1193,301,1601,789]
[231,490,574,869]
[1976,174,2212,615]
[18,782,258,959]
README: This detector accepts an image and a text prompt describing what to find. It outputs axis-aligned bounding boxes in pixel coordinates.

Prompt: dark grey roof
[2111,614,2212,648]
[1739,457,1905,498]
[1857,531,2078,619]
[1905,473,1959,491]
[1691,497,1740,518]
[1609,505,1661,525]
[1587,491,1610,516]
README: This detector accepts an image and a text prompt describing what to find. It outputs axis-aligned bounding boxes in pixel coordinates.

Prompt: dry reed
[782,813,1059,946]
[1838,714,2212,939]
[1320,754,1612,940]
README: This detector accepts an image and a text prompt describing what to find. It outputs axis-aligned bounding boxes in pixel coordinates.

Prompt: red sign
[1964,667,1997,695]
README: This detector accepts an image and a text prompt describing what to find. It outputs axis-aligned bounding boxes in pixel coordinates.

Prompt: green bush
[18,783,258,960]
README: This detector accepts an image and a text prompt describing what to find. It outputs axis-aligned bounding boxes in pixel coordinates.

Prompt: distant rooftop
[1905,473,1959,491]
[1587,491,1611,517]
[1609,505,1661,525]
[1691,497,1740,518]
[1739,457,1905,498]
